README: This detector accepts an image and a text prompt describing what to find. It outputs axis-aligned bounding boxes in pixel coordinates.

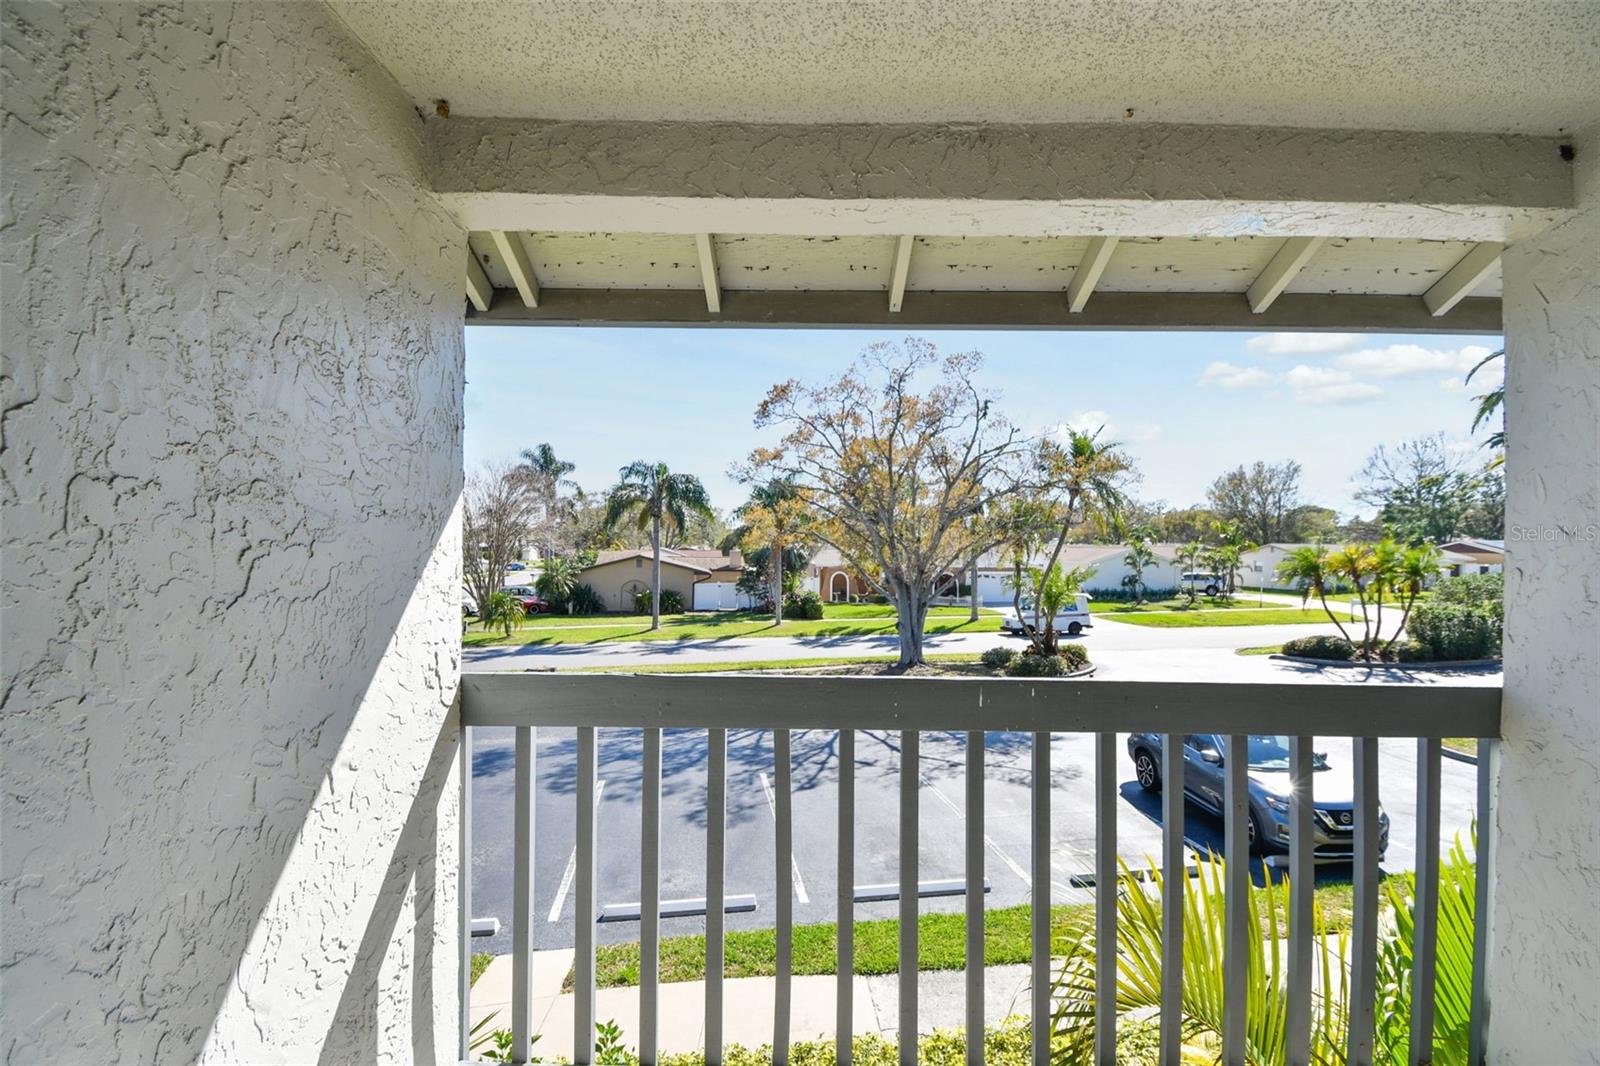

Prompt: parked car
[462,587,478,616]
[1125,732,1389,861]
[998,593,1093,637]
[500,585,550,613]
[1180,571,1225,595]
[505,562,528,572]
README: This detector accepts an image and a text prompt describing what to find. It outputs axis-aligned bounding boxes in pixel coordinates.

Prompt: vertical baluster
[513,726,536,1063]
[1159,734,1184,1066]
[1468,737,1497,1066]
[641,729,662,1065]
[1031,731,1050,1066]
[1348,736,1380,1066]
[899,730,919,1066]
[1095,732,1117,1063]
[575,727,597,1065]
[965,730,984,1066]
[458,721,473,1064]
[706,728,727,1066]
[1286,736,1314,1066]
[838,729,856,1066]
[1411,737,1442,1064]
[775,729,794,1064]
[1222,733,1248,1066]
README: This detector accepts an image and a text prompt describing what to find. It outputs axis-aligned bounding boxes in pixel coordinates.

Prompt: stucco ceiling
[333,0,1599,134]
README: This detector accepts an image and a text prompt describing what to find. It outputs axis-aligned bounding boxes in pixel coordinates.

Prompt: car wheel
[1248,811,1269,856]
[1205,583,1219,596]
[1133,749,1161,793]
[1067,621,1083,636]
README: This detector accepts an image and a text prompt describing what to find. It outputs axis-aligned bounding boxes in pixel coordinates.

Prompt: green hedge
[979,646,1016,668]
[1281,634,1356,660]
[633,588,685,614]
[1407,600,1500,660]
[783,590,825,619]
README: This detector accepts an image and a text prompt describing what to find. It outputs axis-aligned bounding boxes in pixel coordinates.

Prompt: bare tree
[1206,460,1303,544]
[462,462,549,616]
[749,339,1026,666]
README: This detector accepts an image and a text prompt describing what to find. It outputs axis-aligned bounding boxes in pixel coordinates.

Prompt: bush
[632,587,686,615]
[1281,634,1356,661]
[1058,642,1090,670]
[1088,586,1179,603]
[1431,572,1504,624]
[1007,652,1066,677]
[1395,639,1430,663]
[565,583,606,616]
[980,646,1016,668]
[1407,600,1499,660]
[783,590,825,620]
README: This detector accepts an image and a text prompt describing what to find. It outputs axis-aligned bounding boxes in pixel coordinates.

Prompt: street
[469,723,1485,955]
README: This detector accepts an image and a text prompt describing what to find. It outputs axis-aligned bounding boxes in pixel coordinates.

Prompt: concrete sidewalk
[469,952,1037,1060]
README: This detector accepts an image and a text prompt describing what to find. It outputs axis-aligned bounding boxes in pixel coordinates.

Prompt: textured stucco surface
[331,0,1600,135]
[428,119,1574,241]
[1,3,464,1063]
[1492,127,1600,1062]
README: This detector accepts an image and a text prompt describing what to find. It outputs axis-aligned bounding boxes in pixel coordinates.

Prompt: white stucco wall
[2,4,464,1063]
[1491,129,1600,1061]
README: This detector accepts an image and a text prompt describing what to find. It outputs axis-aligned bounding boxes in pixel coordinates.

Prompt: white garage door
[694,582,746,611]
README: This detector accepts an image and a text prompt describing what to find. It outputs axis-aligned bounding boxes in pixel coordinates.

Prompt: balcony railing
[458,673,1501,1066]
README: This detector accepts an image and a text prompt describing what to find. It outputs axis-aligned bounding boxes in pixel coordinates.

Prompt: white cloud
[1246,333,1364,356]
[1060,410,1115,437]
[1284,364,1383,405]
[1334,343,1494,380]
[1128,421,1164,444]
[1198,361,1274,389]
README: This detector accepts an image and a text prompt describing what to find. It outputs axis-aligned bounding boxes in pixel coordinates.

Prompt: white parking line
[758,771,811,904]
[546,779,607,923]
[921,774,1034,889]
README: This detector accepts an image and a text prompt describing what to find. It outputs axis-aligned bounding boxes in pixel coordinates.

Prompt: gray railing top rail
[460,672,1502,737]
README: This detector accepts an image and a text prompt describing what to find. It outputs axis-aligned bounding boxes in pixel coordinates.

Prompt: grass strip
[565,886,1360,992]
[1103,608,1336,629]
[572,652,981,674]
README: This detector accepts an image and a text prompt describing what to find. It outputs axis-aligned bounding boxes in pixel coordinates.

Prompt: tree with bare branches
[748,339,1027,666]
[462,462,550,620]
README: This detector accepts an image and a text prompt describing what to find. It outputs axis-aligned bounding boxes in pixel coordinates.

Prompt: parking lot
[469,725,1480,955]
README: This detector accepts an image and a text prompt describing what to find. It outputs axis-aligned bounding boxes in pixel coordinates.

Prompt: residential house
[576,548,749,612]
[1437,537,1507,576]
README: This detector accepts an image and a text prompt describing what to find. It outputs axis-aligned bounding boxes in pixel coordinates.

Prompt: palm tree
[1276,545,1356,645]
[517,443,581,557]
[1032,427,1132,633]
[1467,349,1505,466]
[602,461,714,630]
[1210,518,1258,595]
[1121,535,1156,605]
[1328,543,1379,654]
[517,443,577,488]
[535,554,581,614]
[727,479,812,624]
[1383,542,1442,655]
[1175,541,1206,603]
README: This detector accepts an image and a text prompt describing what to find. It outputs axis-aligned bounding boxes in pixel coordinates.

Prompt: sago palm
[1276,546,1356,646]
[602,461,714,629]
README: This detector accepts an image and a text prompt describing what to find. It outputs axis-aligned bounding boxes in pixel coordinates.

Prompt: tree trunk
[773,542,784,624]
[968,554,980,622]
[893,579,929,667]
[650,512,662,630]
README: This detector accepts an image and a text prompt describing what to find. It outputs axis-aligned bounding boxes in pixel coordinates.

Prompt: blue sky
[464,327,1502,519]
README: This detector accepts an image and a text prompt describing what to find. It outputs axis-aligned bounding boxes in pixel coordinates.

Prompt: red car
[501,585,550,614]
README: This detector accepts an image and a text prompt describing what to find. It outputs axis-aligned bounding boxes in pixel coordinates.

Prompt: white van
[999,592,1094,637]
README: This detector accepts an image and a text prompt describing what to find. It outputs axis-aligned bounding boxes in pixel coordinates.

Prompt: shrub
[1007,652,1065,677]
[980,646,1016,668]
[566,583,606,616]
[1087,586,1179,603]
[632,587,686,615]
[1431,572,1504,623]
[1407,600,1499,660]
[1281,634,1356,661]
[783,590,825,620]
[1058,642,1090,671]
[1395,639,1430,663]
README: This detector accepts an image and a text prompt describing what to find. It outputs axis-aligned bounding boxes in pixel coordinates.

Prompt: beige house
[577,548,745,612]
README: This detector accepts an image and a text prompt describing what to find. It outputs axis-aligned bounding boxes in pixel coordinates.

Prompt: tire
[1205,583,1219,596]
[1248,811,1269,856]
[1066,621,1083,636]
[1133,749,1161,793]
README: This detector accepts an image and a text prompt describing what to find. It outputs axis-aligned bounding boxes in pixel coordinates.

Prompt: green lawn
[1234,645,1282,656]
[566,887,1363,991]
[470,951,493,986]
[1104,607,1337,628]
[1443,737,1478,755]
[464,604,999,647]
[575,652,983,674]
[1089,597,1293,614]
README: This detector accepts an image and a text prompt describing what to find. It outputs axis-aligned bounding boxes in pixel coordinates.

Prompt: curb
[1268,653,1502,673]
[1440,745,1480,766]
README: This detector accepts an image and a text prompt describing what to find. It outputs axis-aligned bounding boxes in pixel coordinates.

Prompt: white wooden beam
[1423,242,1503,316]
[491,231,540,308]
[466,252,493,312]
[1246,236,1326,313]
[694,233,721,313]
[888,235,914,313]
[1067,237,1118,312]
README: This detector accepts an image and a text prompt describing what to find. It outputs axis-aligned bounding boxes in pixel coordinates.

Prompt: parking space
[469,727,1481,955]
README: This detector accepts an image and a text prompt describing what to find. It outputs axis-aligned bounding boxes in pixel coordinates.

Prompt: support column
[1489,127,1599,1063]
